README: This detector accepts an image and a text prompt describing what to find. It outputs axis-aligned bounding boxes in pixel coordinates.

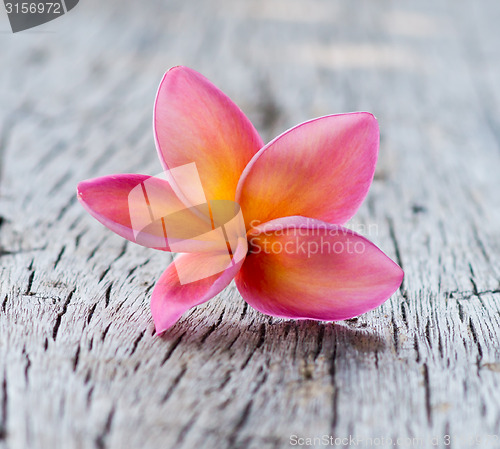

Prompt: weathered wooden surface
[1,1,500,448]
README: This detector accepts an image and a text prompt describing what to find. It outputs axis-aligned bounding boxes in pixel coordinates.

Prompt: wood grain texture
[1,0,500,448]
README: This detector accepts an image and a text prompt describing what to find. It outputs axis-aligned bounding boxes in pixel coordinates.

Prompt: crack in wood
[99,267,111,283]
[414,334,421,364]
[174,413,199,447]
[74,229,88,249]
[24,271,35,296]
[250,363,269,395]
[438,330,444,359]
[329,343,339,434]
[126,258,151,279]
[86,237,106,262]
[160,332,186,366]
[55,195,77,222]
[101,323,112,342]
[52,289,75,341]
[104,285,112,308]
[200,308,226,344]
[112,241,128,263]
[130,330,145,356]
[425,320,432,349]
[224,332,242,353]
[160,365,187,403]
[447,287,500,301]
[0,371,7,441]
[218,370,232,390]
[313,324,325,361]
[22,347,31,386]
[457,301,465,323]
[282,322,292,339]
[422,364,432,426]
[392,313,399,352]
[87,303,97,325]
[95,406,115,449]
[54,245,66,269]
[72,344,81,372]
[468,317,483,369]
[400,302,408,327]
[227,400,253,449]
[240,323,266,370]
[240,302,248,320]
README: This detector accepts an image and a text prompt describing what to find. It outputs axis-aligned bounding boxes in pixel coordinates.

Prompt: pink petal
[154,66,263,202]
[236,113,379,228]
[236,216,403,321]
[78,174,170,248]
[151,238,247,334]
[78,175,249,256]
[77,174,216,252]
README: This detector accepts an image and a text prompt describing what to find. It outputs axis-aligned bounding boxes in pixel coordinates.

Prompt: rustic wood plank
[1,0,500,448]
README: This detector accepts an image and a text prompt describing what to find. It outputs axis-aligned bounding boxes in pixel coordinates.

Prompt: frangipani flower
[77,66,403,335]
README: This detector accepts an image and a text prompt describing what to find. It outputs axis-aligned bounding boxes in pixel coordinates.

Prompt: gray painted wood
[1,0,500,448]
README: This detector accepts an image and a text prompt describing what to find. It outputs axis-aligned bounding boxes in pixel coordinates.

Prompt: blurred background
[1,1,500,448]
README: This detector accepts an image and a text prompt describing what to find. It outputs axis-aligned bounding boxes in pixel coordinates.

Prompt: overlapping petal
[77,174,175,249]
[236,113,379,229]
[154,66,263,202]
[236,217,403,321]
[77,174,228,252]
[151,238,248,334]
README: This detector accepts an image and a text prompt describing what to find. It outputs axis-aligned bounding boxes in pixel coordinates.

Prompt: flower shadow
[156,306,387,367]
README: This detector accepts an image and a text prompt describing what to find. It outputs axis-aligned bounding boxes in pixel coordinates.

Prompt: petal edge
[237,216,403,321]
[236,113,379,228]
